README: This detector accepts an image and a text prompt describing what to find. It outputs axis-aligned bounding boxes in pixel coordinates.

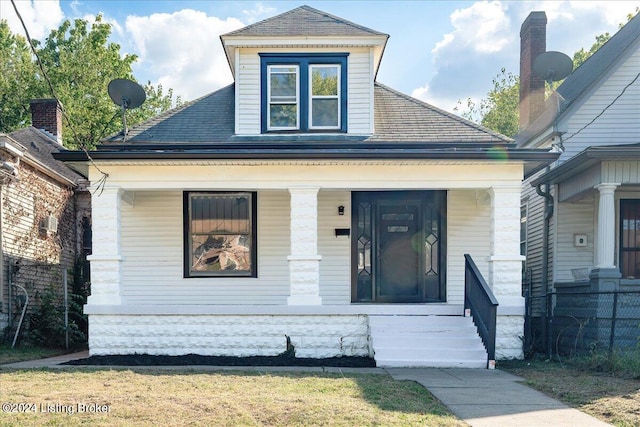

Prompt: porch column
[488,185,525,359]
[86,186,124,305]
[287,187,322,305]
[594,183,619,269]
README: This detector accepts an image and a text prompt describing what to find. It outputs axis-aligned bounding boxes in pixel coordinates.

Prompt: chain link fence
[525,288,640,358]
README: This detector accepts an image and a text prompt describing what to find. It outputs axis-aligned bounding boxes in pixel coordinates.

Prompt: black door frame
[351,191,447,303]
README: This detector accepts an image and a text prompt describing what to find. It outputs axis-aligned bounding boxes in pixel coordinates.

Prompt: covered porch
[53,141,558,366]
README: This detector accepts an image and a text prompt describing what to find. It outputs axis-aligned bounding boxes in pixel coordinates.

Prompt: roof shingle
[7,127,83,183]
[222,5,387,38]
[109,83,511,145]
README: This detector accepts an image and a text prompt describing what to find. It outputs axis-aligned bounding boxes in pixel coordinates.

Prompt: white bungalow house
[57,5,557,367]
[516,12,640,352]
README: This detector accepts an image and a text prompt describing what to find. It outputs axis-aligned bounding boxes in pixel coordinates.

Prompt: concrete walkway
[386,367,612,427]
[1,352,612,426]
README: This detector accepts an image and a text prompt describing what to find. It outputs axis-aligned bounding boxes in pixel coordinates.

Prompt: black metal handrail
[464,254,499,365]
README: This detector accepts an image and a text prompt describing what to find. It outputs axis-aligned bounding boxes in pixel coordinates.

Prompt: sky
[1,0,638,114]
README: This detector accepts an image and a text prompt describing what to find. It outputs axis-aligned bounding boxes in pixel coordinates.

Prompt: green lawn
[0,345,69,365]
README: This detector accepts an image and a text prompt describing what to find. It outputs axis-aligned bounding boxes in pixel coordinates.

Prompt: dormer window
[310,64,340,129]
[268,65,299,130]
[260,53,348,133]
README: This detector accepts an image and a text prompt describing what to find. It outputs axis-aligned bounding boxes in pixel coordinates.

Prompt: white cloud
[433,1,511,59]
[411,84,464,113]
[125,9,244,101]
[241,2,276,24]
[411,84,430,102]
[1,0,64,40]
[414,0,639,114]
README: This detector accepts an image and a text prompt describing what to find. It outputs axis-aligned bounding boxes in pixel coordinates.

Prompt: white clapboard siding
[555,195,595,282]
[236,51,261,135]
[446,190,491,304]
[121,190,290,305]
[558,47,640,161]
[236,48,373,135]
[318,190,352,304]
[347,49,373,134]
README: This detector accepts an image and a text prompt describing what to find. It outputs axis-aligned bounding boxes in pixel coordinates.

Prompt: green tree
[36,15,139,148]
[129,82,183,125]
[456,69,520,137]
[572,33,611,69]
[0,20,39,132]
[0,15,180,148]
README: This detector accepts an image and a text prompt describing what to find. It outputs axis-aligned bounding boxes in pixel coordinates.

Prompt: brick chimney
[30,99,63,145]
[519,11,547,130]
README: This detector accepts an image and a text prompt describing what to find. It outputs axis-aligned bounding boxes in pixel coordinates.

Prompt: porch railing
[464,254,499,366]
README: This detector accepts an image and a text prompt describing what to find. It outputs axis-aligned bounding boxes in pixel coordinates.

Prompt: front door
[352,191,446,303]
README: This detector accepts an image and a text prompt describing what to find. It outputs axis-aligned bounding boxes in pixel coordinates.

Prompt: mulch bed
[62,353,377,367]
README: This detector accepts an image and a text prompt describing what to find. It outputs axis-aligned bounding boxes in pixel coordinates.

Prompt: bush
[28,284,86,349]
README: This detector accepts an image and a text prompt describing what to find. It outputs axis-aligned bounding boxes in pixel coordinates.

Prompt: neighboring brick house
[0,99,91,341]
[57,5,558,367]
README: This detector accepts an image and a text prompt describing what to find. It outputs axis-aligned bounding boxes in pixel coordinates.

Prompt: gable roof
[516,12,640,145]
[222,5,386,38]
[5,127,83,184]
[220,5,389,79]
[556,13,639,111]
[104,83,511,145]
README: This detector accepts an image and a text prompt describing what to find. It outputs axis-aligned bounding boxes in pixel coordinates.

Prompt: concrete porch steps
[369,315,488,368]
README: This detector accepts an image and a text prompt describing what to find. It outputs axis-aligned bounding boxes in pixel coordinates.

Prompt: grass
[500,356,640,427]
[0,344,70,365]
[0,369,467,426]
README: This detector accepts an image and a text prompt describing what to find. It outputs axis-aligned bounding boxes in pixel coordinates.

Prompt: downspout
[536,178,554,357]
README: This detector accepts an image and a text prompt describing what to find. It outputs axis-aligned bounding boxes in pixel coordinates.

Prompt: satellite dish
[533,51,573,84]
[107,78,146,142]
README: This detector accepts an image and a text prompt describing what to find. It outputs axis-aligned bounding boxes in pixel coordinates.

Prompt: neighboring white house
[57,5,557,367]
[516,12,640,351]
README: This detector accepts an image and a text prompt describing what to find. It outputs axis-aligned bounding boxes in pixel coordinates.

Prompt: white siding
[554,195,595,282]
[121,190,291,305]
[119,189,499,306]
[346,49,373,134]
[603,161,640,184]
[558,45,640,161]
[120,189,355,305]
[447,190,491,304]
[236,51,261,135]
[318,190,351,304]
[235,48,373,135]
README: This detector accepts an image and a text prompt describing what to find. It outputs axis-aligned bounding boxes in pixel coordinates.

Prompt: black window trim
[183,191,258,278]
[259,53,349,134]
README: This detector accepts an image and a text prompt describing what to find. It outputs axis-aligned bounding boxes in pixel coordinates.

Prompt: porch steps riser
[369,315,488,369]
[375,358,488,369]
[371,327,480,337]
[372,336,485,348]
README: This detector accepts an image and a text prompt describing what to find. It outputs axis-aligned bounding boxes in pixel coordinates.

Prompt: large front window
[261,53,348,133]
[184,192,257,277]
